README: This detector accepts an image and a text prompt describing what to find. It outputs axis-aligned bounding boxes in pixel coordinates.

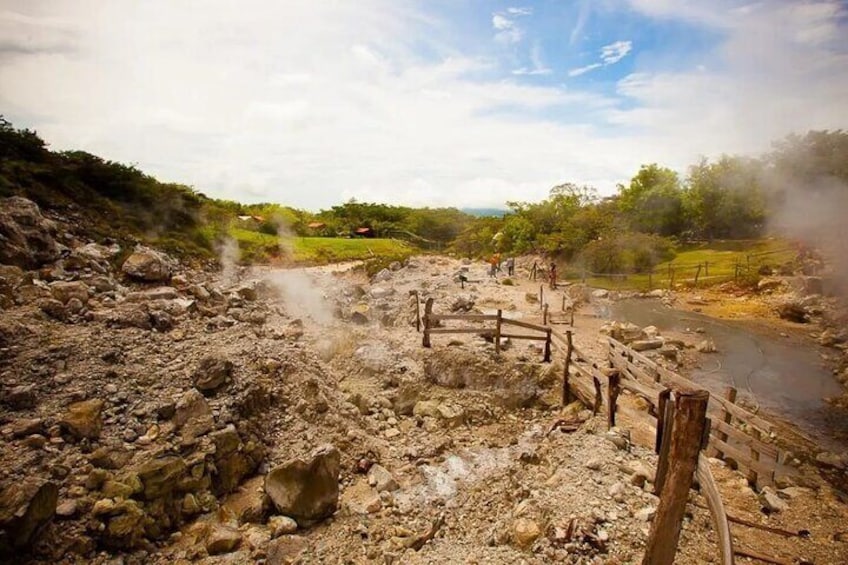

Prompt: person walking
[506,257,515,276]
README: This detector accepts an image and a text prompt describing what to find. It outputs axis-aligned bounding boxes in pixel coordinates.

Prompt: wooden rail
[605,337,780,487]
[422,304,552,362]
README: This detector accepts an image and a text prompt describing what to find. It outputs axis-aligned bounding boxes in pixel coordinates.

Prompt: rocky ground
[1,196,847,564]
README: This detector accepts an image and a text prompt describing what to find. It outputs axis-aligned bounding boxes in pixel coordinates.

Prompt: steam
[764,170,848,291]
[217,237,241,286]
[272,214,295,262]
[265,270,335,325]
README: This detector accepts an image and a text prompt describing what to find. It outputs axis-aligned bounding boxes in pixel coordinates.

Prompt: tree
[683,156,765,240]
[618,164,685,236]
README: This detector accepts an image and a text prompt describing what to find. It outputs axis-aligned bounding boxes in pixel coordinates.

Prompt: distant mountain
[461,207,507,218]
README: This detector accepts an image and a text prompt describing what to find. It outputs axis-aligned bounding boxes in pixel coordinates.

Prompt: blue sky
[1,1,846,210]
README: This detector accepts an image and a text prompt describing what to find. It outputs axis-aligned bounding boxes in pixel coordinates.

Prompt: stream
[604,299,848,451]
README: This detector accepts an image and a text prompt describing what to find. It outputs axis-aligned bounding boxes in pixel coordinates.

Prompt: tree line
[2,116,845,270]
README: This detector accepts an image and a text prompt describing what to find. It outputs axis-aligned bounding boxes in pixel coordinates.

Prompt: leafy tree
[618,164,685,236]
[684,156,765,239]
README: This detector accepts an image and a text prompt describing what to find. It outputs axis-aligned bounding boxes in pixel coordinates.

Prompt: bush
[580,232,674,275]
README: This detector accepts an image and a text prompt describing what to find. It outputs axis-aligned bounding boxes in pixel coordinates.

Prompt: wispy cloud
[513,41,552,75]
[507,7,533,16]
[492,7,531,44]
[601,40,632,64]
[568,39,633,76]
[568,63,602,77]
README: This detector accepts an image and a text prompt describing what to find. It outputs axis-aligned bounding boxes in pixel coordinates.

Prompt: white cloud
[513,42,552,75]
[507,7,533,16]
[492,14,513,30]
[600,40,632,64]
[568,63,602,77]
[0,0,845,211]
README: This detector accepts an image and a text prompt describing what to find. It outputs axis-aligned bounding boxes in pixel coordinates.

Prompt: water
[605,299,848,450]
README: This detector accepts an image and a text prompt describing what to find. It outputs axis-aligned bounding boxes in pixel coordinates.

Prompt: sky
[1,1,847,211]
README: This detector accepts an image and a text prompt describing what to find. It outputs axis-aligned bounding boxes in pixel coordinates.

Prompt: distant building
[354,227,374,238]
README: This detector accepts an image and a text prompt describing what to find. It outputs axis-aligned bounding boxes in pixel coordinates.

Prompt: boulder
[0,197,60,269]
[121,248,172,282]
[49,281,90,305]
[759,487,788,513]
[777,302,808,323]
[136,456,187,501]
[265,445,340,524]
[193,355,233,393]
[0,478,58,555]
[173,389,214,441]
[205,523,242,555]
[59,399,104,440]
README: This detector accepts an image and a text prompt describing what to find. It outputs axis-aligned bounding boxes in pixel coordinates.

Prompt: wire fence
[564,246,798,291]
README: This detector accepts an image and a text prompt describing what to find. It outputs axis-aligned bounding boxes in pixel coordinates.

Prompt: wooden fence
[421,299,552,361]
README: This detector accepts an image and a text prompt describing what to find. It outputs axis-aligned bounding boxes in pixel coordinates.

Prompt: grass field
[572,239,797,291]
[228,228,415,265]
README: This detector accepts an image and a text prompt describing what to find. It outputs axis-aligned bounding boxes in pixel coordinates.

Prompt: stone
[205,523,242,555]
[49,281,90,305]
[193,355,233,393]
[3,385,37,410]
[436,403,466,428]
[392,384,420,416]
[635,506,656,522]
[696,339,717,353]
[412,400,440,419]
[342,480,382,514]
[0,478,58,554]
[136,456,187,501]
[173,389,214,440]
[630,339,664,352]
[10,418,43,438]
[265,444,340,524]
[0,197,60,269]
[815,451,845,469]
[121,248,172,282]
[585,458,603,471]
[55,500,78,518]
[778,487,811,499]
[59,399,104,440]
[592,289,609,299]
[266,535,308,565]
[512,518,541,549]
[269,515,298,537]
[623,461,655,485]
[367,465,399,493]
[759,487,788,513]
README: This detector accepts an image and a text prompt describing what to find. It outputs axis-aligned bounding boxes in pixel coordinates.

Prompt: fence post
[543,329,552,363]
[748,429,762,488]
[669,266,675,290]
[648,271,653,290]
[562,330,573,406]
[570,307,574,327]
[412,290,421,332]
[704,261,709,277]
[543,303,549,325]
[539,285,543,310]
[495,309,502,356]
[592,377,602,414]
[561,294,566,312]
[694,264,702,286]
[713,386,736,459]
[422,298,433,348]
[643,389,710,565]
[607,371,620,429]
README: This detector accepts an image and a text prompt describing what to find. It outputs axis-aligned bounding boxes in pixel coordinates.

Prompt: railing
[421,298,552,362]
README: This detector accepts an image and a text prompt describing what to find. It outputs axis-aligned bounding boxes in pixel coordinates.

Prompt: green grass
[228,228,415,265]
[571,239,797,291]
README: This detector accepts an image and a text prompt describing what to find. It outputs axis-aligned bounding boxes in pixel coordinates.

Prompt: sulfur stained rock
[0,478,58,555]
[59,399,104,440]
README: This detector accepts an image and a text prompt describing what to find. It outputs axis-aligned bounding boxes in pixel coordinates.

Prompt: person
[489,254,498,277]
[549,262,557,290]
[493,252,502,274]
[506,257,515,276]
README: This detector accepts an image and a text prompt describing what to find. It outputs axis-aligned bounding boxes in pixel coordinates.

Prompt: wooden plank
[695,455,735,565]
[643,389,710,565]
[562,330,573,406]
[607,337,774,434]
[426,328,493,335]
[422,297,433,348]
[619,378,663,405]
[544,329,552,362]
[501,317,548,332]
[499,333,549,341]
[708,436,775,479]
[495,309,502,355]
[711,419,779,459]
[428,313,496,322]
[714,387,737,459]
[607,371,620,429]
